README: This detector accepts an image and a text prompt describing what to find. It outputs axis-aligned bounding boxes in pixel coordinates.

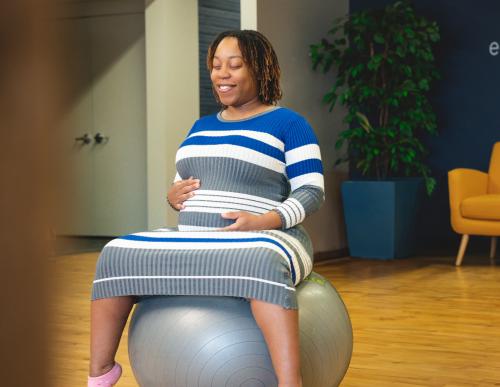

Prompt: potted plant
[310,0,440,258]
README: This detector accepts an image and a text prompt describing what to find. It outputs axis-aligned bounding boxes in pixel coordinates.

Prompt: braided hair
[207,30,282,107]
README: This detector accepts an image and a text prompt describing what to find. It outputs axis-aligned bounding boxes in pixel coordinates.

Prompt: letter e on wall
[490,41,499,56]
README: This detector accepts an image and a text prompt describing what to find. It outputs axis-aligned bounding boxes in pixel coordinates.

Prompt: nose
[216,64,230,79]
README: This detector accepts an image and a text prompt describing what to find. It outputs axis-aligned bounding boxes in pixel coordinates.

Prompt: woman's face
[210,37,259,108]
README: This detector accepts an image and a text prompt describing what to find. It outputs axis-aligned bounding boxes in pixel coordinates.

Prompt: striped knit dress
[92,107,324,309]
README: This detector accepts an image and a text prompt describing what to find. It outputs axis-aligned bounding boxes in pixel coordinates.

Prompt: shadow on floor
[53,236,113,256]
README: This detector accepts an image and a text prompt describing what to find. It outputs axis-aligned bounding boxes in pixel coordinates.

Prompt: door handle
[94,132,109,144]
[75,133,92,145]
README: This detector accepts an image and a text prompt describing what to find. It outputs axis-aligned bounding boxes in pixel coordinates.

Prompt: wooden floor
[49,253,500,386]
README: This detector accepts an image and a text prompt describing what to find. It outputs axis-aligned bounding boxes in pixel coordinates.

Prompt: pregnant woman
[88,30,324,387]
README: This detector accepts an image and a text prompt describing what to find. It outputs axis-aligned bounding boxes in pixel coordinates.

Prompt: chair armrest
[448,168,488,211]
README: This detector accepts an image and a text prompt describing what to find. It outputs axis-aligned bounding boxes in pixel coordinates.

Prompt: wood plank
[49,253,500,386]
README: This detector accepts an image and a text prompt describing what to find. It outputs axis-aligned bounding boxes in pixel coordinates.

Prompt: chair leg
[456,234,469,266]
[491,237,498,259]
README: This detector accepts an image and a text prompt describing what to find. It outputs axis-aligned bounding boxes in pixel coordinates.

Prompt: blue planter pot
[341,179,423,259]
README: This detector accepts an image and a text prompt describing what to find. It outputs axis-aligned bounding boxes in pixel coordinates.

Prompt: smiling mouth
[217,84,236,93]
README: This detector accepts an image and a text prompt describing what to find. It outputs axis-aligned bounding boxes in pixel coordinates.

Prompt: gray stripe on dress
[92,242,298,308]
[178,212,234,229]
[176,157,291,201]
[289,185,325,215]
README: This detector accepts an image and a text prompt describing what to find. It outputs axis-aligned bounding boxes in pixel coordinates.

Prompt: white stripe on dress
[180,206,263,215]
[185,193,277,212]
[176,144,285,174]
[106,240,291,269]
[107,230,302,281]
[282,202,299,225]
[285,144,322,165]
[193,189,282,207]
[130,231,276,239]
[183,200,269,214]
[287,198,306,223]
[93,275,296,291]
[289,172,324,191]
[275,206,293,228]
[176,225,220,231]
[267,230,313,276]
[188,130,284,151]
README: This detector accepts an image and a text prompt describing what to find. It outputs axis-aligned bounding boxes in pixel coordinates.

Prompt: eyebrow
[213,55,243,59]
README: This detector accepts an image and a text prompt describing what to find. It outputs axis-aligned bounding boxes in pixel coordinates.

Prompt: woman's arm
[220,210,282,231]
[272,116,325,229]
[167,176,200,211]
[220,115,325,231]
[272,185,324,229]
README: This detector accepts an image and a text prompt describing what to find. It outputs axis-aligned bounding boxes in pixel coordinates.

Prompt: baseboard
[314,248,350,262]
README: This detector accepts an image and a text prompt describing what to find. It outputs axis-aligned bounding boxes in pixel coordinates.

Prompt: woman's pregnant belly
[178,189,283,231]
[175,155,290,230]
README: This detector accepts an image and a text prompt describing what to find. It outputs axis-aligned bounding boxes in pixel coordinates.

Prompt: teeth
[219,85,233,91]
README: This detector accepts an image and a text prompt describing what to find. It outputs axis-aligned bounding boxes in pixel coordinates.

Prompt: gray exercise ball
[128,272,353,387]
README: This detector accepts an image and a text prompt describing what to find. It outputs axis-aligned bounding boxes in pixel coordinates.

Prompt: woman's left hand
[220,211,282,231]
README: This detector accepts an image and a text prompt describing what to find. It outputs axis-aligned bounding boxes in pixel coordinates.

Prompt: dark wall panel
[198,0,240,117]
[349,0,500,253]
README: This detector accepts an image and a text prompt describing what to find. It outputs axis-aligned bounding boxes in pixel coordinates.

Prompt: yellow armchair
[448,142,500,266]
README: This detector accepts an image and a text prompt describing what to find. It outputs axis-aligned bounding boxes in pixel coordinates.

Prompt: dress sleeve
[173,120,200,184]
[173,172,182,183]
[272,116,325,229]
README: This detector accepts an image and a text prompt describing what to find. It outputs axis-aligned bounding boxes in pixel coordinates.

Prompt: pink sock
[88,362,122,387]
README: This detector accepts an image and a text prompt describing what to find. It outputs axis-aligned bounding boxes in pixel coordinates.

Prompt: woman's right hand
[167,177,200,210]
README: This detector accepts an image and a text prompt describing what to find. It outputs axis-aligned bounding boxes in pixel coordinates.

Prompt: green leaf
[355,112,373,133]
[309,0,440,190]
[403,66,412,76]
[374,34,385,44]
[425,177,436,195]
[418,78,429,90]
[405,27,415,38]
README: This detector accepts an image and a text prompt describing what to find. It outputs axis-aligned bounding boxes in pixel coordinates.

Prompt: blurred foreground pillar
[0,1,62,386]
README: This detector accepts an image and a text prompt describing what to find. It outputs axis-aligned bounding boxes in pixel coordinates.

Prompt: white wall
[240,0,257,30]
[143,0,349,252]
[243,0,350,253]
[145,0,199,229]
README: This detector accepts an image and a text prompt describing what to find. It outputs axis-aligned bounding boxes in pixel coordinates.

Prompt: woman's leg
[89,296,136,376]
[250,299,302,387]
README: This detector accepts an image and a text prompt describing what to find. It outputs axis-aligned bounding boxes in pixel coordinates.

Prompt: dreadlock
[207,30,282,106]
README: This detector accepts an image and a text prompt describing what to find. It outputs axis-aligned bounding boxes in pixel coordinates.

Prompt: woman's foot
[88,362,122,386]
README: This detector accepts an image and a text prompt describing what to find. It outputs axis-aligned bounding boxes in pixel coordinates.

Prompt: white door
[56,5,147,236]
[90,13,147,235]
[56,17,95,235]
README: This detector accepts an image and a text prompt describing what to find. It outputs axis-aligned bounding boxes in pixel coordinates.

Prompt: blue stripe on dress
[119,234,297,283]
[286,159,324,179]
[283,122,319,151]
[180,135,285,162]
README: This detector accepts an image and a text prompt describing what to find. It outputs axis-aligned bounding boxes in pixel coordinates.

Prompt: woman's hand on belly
[167,177,200,210]
[220,210,282,231]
